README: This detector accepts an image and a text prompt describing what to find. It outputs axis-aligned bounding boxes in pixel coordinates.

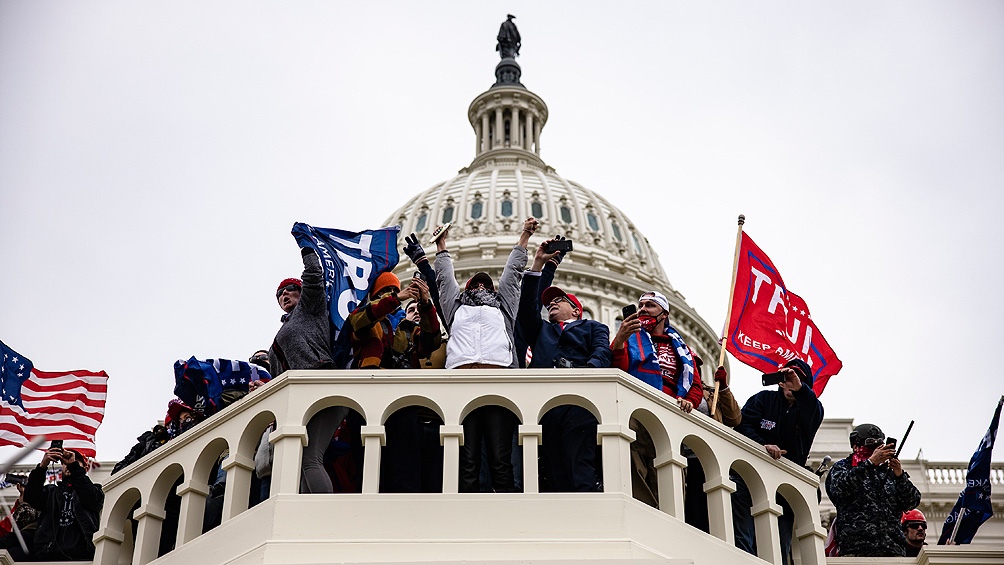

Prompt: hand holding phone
[761,371,786,386]
[621,304,637,319]
[544,239,573,254]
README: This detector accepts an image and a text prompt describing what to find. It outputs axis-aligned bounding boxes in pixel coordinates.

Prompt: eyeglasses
[276,284,300,297]
[548,297,572,307]
[863,437,886,448]
[905,522,927,530]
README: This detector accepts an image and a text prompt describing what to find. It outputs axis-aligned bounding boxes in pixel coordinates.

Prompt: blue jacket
[517,272,612,369]
[736,385,823,467]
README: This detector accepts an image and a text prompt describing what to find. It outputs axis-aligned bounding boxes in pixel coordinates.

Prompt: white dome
[383,60,722,367]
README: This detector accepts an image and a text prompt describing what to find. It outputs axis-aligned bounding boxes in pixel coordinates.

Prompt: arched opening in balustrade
[301,396,366,494]
[148,462,185,560]
[627,408,673,509]
[728,459,772,559]
[96,486,141,565]
[238,410,279,508]
[538,395,602,493]
[195,436,230,534]
[680,434,723,536]
[777,482,820,565]
[459,395,523,493]
[380,395,446,493]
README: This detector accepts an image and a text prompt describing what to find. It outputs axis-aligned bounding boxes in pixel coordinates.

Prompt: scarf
[459,288,501,308]
[851,445,876,467]
[625,324,696,398]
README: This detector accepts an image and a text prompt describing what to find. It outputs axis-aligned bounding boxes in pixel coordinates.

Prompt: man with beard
[901,509,928,557]
[825,423,921,557]
[433,217,538,492]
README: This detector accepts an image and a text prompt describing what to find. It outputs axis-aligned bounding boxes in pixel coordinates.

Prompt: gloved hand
[547,234,567,268]
[404,233,427,265]
[714,366,728,387]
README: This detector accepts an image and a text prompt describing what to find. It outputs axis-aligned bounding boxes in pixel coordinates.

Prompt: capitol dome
[384,52,722,365]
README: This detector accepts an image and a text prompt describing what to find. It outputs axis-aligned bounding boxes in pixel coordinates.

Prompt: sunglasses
[863,437,886,448]
[276,284,301,297]
[905,522,927,530]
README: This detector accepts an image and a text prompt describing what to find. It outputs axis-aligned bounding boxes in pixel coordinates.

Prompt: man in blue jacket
[733,358,823,564]
[517,239,612,491]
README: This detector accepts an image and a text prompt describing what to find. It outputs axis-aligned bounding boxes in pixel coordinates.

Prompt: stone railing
[91,368,826,565]
[926,462,1004,486]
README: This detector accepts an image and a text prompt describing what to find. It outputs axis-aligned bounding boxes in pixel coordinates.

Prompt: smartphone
[621,304,637,319]
[885,437,897,449]
[50,439,63,450]
[544,239,574,253]
[5,474,27,486]
[413,270,423,281]
[761,371,787,386]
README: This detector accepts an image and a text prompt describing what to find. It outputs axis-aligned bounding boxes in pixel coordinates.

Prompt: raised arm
[299,247,326,316]
[517,271,544,351]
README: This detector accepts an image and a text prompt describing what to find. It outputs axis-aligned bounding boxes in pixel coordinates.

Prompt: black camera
[544,239,573,253]
[761,371,787,386]
[556,357,578,369]
[4,474,27,486]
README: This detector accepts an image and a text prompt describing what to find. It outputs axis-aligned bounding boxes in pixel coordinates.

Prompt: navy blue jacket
[736,385,823,467]
[517,272,612,369]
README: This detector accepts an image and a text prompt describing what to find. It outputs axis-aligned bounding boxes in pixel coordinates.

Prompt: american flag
[0,340,108,459]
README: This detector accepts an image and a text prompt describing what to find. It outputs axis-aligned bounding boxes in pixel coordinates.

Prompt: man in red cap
[517,239,612,491]
[902,509,928,557]
[432,218,538,492]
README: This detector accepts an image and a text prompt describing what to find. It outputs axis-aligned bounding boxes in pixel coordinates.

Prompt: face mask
[638,315,658,333]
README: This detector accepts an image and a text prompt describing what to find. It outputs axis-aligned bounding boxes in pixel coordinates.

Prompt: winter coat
[24,463,104,561]
[736,386,823,467]
[269,250,332,374]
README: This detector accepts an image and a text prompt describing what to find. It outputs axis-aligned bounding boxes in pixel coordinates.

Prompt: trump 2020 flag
[939,396,1002,544]
[725,232,842,395]
[0,340,108,459]
[291,222,400,330]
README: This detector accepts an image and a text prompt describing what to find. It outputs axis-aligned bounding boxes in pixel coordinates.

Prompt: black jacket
[517,272,612,369]
[24,462,104,561]
[736,385,823,466]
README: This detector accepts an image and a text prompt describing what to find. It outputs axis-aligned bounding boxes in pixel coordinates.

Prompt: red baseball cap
[541,286,582,318]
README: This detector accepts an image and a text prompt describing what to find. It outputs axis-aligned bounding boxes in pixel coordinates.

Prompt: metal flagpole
[711,214,745,417]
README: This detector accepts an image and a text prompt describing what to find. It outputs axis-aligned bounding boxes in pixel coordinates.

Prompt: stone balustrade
[91,368,826,565]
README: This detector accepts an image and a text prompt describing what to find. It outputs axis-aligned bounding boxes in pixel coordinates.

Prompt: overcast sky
[2,2,1002,464]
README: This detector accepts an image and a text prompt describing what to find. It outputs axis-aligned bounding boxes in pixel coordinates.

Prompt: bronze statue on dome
[496,14,520,59]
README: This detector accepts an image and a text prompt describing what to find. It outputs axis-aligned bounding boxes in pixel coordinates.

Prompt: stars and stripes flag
[939,395,1002,544]
[725,232,842,395]
[0,340,108,459]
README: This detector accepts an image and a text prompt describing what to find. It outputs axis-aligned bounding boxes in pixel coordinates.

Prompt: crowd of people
[0,218,930,561]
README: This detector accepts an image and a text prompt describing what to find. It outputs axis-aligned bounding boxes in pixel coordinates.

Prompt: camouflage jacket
[825,456,921,556]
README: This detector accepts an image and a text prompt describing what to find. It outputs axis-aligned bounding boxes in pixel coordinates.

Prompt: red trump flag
[726,233,842,395]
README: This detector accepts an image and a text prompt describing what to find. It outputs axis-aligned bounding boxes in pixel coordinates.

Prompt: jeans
[732,472,794,564]
[460,405,517,492]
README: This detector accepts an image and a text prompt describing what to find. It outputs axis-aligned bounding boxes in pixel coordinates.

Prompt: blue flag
[290,222,400,331]
[173,357,271,417]
[0,340,33,410]
[939,396,1002,544]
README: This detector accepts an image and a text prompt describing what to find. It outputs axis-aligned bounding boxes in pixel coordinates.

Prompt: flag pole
[711,214,745,417]
[948,506,966,545]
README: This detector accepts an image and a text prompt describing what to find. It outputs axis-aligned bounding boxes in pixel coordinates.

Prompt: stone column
[440,425,464,494]
[653,452,688,519]
[132,504,166,565]
[752,499,784,565]
[481,112,490,152]
[525,111,534,152]
[176,480,210,544]
[795,522,828,565]
[360,425,386,494]
[221,453,255,521]
[511,107,521,148]
[269,425,308,495]
[494,107,503,148]
[704,474,737,543]
[475,121,483,156]
[519,424,543,493]
[92,526,126,565]
[533,122,541,155]
[597,424,636,494]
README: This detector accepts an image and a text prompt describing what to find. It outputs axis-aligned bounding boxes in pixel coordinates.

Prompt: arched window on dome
[559,205,572,224]
[442,206,454,224]
[531,201,544,219]
[611,222,623,242]
[471,201,483,220]
[500,199,513,217]
[586,212,599,232]
[632,232,643,254]
[416,213,428,233]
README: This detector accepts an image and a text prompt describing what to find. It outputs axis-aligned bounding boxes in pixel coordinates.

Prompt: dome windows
[611,221,623,242]
[586,212,599,232]
[416,213,428,232]
[442,205,454,224]
[531,200,544,219]
[500,199,513,217]
[471,201,483,220]
[559,205,572,224]
[632,231,643,254]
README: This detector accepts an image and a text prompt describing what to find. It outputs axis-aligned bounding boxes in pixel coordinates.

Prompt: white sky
[1,2,1002,464]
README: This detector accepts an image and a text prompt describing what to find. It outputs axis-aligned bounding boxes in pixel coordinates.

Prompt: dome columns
[468,86,548,168]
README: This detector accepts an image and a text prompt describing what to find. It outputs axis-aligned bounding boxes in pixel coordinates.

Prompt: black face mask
[178,418,196,434]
